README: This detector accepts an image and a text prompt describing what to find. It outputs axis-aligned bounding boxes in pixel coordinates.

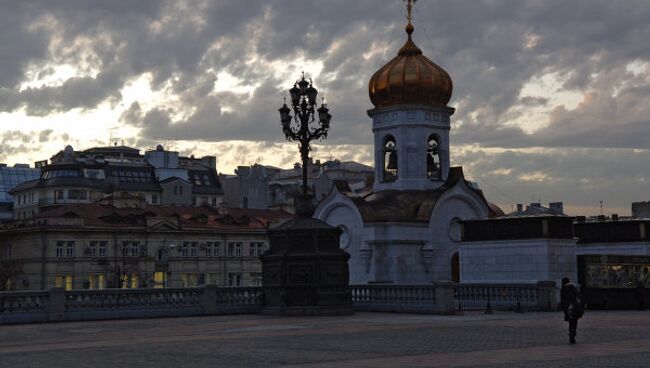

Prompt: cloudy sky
[1,0,649,216]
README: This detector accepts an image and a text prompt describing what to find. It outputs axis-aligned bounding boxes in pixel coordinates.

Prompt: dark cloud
[455,147,650,215]
[1,1,650,214]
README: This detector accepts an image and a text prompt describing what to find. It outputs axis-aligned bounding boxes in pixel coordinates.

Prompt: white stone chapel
[313,4,503,284]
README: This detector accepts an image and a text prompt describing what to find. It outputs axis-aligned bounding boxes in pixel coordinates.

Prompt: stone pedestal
[261,217,353,316]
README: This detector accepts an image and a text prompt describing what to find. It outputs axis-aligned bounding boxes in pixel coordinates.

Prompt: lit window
[153,272,166,288]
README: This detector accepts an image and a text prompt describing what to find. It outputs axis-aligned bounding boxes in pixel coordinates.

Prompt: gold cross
[404,0,418,23]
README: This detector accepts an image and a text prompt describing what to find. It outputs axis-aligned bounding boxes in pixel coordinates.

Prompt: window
[68,190,87,200]
[55,190,64,202]
[198,273,206,285]
[151,194,159,204]
[209,273,219,285]
[88,241,98,257]
[99,241,107,257]
[122,242,129,257]
[249,242,265,257]
[427,135,441,180]
[228,242,242,257]
[56,275,73,291]
[131,242,140,257]
[66,241,75,258]
[250,273,262,286]
[190,242,198,257]
[157,248,168,262]
[121,274,139,289]
[130,274,139,289]
[153,272,166,289]
[228,273,242,287]
[192,196,197,205]
[88,274,106,289]
[182,242,189,257]
[206,242,221,257]
[56,241,65,258]
[383,135,398,181]
[228,242,235,257]
[182,273,198,287]
[211,197,217,206]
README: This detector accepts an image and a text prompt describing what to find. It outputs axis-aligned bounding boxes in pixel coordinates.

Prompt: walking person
[561,277,584,344]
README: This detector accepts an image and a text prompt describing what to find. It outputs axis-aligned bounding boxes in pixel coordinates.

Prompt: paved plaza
[1,311,650,367]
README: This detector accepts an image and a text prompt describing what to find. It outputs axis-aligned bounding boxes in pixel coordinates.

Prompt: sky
[1,0,649,216]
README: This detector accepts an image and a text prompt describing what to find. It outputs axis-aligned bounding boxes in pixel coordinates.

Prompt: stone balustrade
[0,286,262,324]
[455,282,557,312]
[350,283,456,314]
[0,282,557,324]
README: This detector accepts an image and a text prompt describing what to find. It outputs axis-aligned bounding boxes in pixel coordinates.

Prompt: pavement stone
[0,310,649,367]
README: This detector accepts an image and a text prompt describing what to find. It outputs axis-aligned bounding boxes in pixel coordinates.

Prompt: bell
[386,151,398,170]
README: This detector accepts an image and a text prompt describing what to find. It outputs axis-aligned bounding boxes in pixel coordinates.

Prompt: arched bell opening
[427,134,441,180]
[383,135,398,182]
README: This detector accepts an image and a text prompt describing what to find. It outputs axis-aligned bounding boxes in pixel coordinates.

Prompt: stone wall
[459,238,577,285]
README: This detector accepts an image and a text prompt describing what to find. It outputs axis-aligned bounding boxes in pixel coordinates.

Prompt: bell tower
[368,0,455,192]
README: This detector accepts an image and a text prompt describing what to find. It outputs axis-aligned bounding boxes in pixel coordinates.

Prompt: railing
[0,286,262,324]
[455,282,557,312]
[64,288,204,320]
[0,282,557,324]
[0,291,49,323]
[350,283,455,314]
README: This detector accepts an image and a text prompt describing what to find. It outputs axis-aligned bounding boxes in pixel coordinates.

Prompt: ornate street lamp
[278,73,332,202]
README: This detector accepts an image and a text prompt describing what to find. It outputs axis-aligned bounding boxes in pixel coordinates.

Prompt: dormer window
[427,135,441,180]
[383,135,398,182]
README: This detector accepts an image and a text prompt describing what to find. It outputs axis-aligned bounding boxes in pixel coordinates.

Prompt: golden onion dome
[369,21,453,109]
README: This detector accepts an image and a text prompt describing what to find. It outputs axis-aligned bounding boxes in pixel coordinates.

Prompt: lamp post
[279,73,332,212]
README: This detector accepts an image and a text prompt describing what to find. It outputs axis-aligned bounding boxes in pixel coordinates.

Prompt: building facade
[0,163,40,222]
[226,159,373,213]
[0,204,293,291]
[10,144,223,220]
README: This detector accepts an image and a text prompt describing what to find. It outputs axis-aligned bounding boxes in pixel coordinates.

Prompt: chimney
[549,202,564,215]
[516,204,523,214]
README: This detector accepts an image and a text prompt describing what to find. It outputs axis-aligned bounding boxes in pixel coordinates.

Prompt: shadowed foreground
[1,311,650,367]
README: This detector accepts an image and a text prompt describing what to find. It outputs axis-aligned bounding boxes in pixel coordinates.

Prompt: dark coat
[561,283,584,321]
